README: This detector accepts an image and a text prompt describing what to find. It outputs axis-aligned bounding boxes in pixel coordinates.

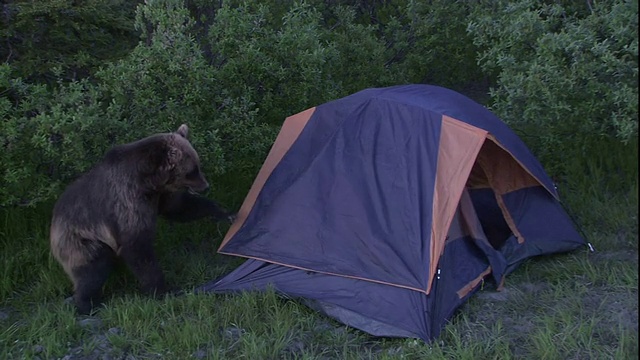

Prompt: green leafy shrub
[97,0,228,173]
[205,1,400,125]
[0,0,139,83]
[0,0,276,207]
[468,0,638,177]
[1,70,125,206]
[9,0,605,208]
[389,0,484,88]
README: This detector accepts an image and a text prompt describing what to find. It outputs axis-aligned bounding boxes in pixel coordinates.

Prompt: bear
[49,124,234,315]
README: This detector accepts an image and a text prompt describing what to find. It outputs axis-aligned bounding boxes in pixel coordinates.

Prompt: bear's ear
[176,124,189,139]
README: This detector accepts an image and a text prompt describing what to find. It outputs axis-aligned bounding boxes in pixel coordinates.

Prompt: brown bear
[50,124,234,315]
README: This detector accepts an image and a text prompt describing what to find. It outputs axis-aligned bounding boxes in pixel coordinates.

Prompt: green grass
[1,139,637,359]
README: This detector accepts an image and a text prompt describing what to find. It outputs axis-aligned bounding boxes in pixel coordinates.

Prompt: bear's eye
[186,167,200,179]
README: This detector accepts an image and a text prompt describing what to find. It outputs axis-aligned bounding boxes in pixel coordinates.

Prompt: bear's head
[147,124,210,194]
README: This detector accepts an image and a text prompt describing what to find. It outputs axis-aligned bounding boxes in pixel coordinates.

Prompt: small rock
[192,348,207,359]
[78,317,103,329]
[94,334,112,351]
[32,345,44,354]
[0,310,9,321]
[221,326,245,341]
[108,327,122,335]
[284,340,305,354]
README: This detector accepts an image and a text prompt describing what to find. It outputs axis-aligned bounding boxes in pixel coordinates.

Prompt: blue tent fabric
[199,259,433,339]
[329,85,559,198]
[500,186,585,274]
[220,98,443,291]
[197,84,586,343]
[198,222,496,342]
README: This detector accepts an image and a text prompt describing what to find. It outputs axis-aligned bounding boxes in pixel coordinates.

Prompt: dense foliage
[468,0,638,176]
[1,0,637,207]
[1,0,141,83]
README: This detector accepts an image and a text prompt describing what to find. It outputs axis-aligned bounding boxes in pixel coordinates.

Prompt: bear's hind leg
[118,234,168,297]
[71,243,115,315]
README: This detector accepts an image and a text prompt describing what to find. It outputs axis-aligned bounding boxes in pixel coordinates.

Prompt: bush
[388,0,484,88]
[0,0,276,207]
[204,1,402,125]
[12,0,629,207]
[468,0,638,177]
[0,65,125,206]
[0,0,139,83]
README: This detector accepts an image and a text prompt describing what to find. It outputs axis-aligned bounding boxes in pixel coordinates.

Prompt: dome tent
[197,84,586,342]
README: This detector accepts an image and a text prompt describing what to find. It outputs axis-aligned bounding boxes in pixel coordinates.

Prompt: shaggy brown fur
[50,124,234,315]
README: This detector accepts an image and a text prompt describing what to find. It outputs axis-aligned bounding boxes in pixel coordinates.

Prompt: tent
[197,84,586,342]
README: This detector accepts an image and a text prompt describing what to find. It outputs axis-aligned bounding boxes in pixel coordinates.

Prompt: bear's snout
[196,182,210,193]
[188,178,209,193]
